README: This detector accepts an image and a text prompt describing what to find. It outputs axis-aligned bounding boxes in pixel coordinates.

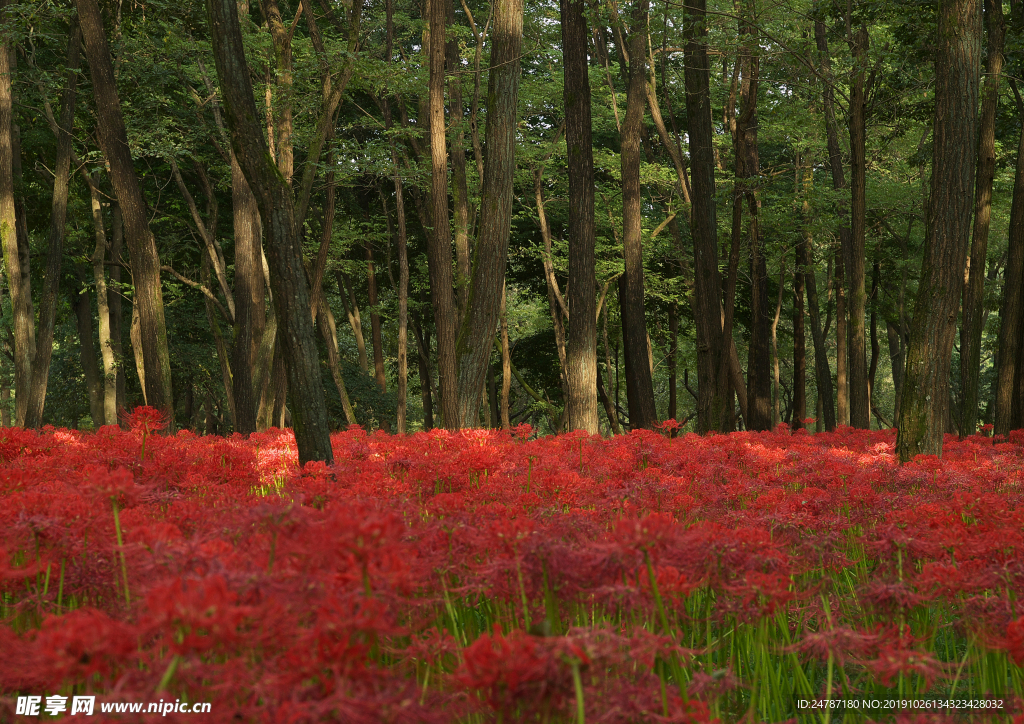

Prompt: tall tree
[994,85,1024,437]
[684,0,726,434]
[896,0,981,461]
[561,0,598,434]
[847,20,870,429]
[0,2,33,427]
[454,0,524,427]
[24,23,82,428]
[425,0,460,429]
[77,0,175,422]
[960,0,1004,435]
[736,5,771,431]
[618,0,658,430]
[206,0,334,464]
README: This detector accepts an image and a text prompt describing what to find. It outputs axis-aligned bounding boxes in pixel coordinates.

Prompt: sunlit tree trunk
[425,0,460,428]
[561,0,598,434]
[79,0,174,422]
[897,0,981,461]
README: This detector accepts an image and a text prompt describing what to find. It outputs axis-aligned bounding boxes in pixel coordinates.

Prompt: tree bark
[453,0,524,427]
[86,172,116,426]
[561,0,599,434]
[110,203,127,419]
[337,271,369,373]
[847,23,870,429]
[814,9,851,428]
[382,6,410,432]
[994,90,1024,437]
[425,0,460,429]
[960,0,1004,436]
[617,0,658,430]
[78,0,174,421]
[736,7,770,431]
[836,250,849,425]
[207,0,333,464]
[0,15,34,427]
[792,217,806,431]
[73,272,105,427]
[800,158,836,430]
[896,0,981,461]
[230,153,265,435]
[500,286,512,431]
[24,24,81,428]
[366,241,387,395]
[684,0,725,434]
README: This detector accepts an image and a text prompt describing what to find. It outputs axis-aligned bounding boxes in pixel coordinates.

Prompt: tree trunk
[78,0,174,421]
[425,0,460,429]
[536,166,569,411]
[87,174,115,426]
[684,0,725,434]
[0,17,34,427]
[960,0,1004,436]
[230,154,265,435]
[836,250,849,425]
[384,0,409,433]
[24,25,81,428]
[736,9,770,431]
[800,159,836,430]
[110,203,127,419]
[500,287,512,431]
[261,0,294,184]
[847,23,870,429]
[130,303,146,404]
[815,10,852,428]
[792,220,806,431]
[771,262,785,426]
[454,0,524,427]
[617,0,658,430]
[668,303,678,424]
[994,92,1024,437]
[73,273,105,428]
[366,241,387,395]
[561,0,599,434]
[337,271,368,373]
[869,257,881,425]
[896,0,981,461]
[207,0,334,464]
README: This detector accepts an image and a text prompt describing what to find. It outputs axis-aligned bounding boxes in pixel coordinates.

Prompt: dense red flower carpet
[2,409,1023,722]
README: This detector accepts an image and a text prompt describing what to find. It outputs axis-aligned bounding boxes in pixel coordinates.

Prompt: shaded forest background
[1,0,1022,459]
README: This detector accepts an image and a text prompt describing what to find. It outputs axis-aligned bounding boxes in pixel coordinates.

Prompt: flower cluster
[0,419,1022,721]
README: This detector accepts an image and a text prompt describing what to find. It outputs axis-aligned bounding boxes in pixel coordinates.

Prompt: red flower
[123,405,168,434]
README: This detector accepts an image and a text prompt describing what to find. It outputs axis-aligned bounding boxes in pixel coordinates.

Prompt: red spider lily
[0,608,138,689]
[787,626,880,665]
[123,405,168,434]
[1001,616,1024,665]
[456,624,588,715]
[78,465,136,504]
[142,575,255,655]
[863,628,950,689]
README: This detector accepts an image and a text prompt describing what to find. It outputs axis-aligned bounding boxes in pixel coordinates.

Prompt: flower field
[2,411,1024,723]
